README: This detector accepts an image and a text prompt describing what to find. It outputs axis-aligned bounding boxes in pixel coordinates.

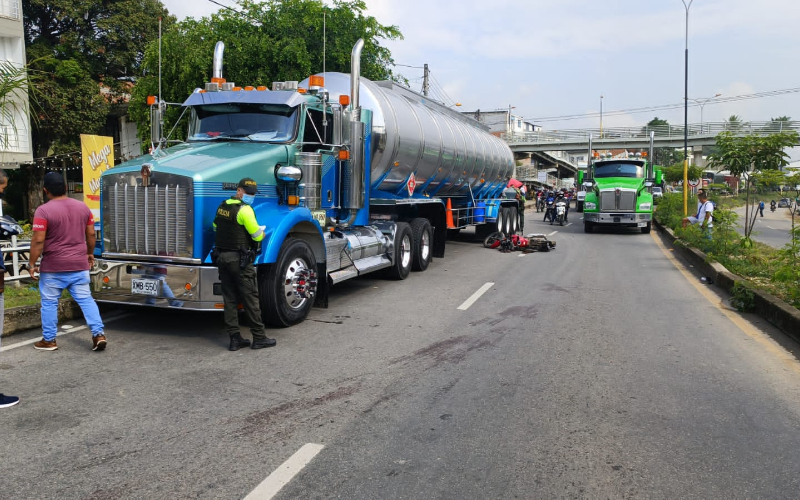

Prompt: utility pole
[682,0,693,216]
[422,64,429,97]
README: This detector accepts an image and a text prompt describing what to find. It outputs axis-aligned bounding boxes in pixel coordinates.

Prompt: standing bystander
[0,169,20,408]
[28,172,106,351]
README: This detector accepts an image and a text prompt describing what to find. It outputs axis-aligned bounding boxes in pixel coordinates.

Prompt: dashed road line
[244,443,325,500]
[547,231,558,236]
[457,282,494,311]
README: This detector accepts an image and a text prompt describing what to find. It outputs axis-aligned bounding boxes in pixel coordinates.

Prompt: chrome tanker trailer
[91,39,516,327]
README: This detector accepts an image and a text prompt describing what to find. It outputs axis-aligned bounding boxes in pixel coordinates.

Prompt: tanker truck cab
[91,39,517,328]
[582,158,654,234]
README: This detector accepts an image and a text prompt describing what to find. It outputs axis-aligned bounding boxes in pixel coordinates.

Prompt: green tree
[726,114,743,132]
[0,60,41,151]
[661,163,703,184]
[707,131,799,243]
[22,0,174,217]
[130,0,403,145]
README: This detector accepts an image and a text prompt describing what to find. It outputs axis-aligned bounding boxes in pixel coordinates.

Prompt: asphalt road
[734,204,797,248]
[3,210,800,499]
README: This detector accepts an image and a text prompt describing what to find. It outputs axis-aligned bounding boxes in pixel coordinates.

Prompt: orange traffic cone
[446,198,455,229]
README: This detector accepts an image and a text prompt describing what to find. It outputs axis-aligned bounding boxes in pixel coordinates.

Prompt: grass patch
[3,281,70,309]
[656,192,800,309]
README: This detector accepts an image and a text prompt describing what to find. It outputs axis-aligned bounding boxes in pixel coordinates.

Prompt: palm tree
[0,59,39,151]
[726,115,743,132]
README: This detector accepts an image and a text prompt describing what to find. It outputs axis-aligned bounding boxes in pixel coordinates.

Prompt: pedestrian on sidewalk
[0,168,20,408]
[28,172,106,352]
[759,200,765,217]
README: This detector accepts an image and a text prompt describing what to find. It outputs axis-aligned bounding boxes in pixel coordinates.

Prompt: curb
[2,299,82,339]
[654,219,800,344]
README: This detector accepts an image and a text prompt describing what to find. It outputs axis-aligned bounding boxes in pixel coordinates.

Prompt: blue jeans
[39,271,104,341]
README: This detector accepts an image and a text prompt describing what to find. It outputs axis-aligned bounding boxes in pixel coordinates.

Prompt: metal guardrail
[503,121,800,145]
[1,236,30,282]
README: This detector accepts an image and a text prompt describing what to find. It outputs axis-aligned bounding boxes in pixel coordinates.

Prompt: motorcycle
[544,199,555,223]
[770,202,776,212]
[536,197,545,213]
[555,200,567,226]
[0,214,22,239]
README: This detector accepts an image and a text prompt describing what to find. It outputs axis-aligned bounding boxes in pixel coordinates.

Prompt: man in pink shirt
[28,172,106,351]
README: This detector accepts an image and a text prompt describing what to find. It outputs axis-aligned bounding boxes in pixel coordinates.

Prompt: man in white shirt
[682,190,713,234]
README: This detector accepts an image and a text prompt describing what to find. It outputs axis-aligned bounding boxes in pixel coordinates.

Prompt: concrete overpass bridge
[505,121,800,157]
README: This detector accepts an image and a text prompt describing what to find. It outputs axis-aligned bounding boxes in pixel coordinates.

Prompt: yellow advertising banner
[80,134,114,214]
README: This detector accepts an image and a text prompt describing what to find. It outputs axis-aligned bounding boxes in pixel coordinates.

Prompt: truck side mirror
[645,181,653,188]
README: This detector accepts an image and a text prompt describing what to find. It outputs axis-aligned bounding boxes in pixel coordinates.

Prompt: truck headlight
[584,202,597,210]
[639,202,651,210]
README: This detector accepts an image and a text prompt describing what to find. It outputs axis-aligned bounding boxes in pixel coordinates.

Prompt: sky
[161,0,800,133]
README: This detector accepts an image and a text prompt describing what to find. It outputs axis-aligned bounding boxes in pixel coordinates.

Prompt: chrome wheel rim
[400,234,412,269]
[283,258,317,310]
[420,229,430,262]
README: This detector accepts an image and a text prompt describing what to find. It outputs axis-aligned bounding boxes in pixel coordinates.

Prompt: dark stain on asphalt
[239,384,361,436]
[310,319,344,325]
[362,392,399,414]
[389,334,505,367]
[498,305,538,320]
[439,413,453,420]
[540,282,571,294]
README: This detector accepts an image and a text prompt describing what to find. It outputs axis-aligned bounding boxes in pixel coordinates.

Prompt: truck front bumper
[584,212,652,226]
[90,259,223,311]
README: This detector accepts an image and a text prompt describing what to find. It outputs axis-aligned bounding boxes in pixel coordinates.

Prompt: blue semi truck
[90,39,518,327]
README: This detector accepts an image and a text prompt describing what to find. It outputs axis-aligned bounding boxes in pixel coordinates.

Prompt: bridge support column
[692,146,705,168]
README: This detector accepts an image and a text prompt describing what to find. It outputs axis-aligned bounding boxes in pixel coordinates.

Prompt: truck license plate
[613,217,620,223]
[131,278,159,296]
[637,222,647,227]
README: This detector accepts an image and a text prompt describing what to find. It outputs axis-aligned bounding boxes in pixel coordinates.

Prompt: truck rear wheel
[259,238,317,328]
[507,206,518,234]
[494,208,505,233]
[641,222,651,234]
[584,222,594,233]
[410,218,433,272]
[387,222,413,280]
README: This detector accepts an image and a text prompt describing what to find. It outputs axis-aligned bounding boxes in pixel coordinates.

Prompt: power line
[530,86,800,122]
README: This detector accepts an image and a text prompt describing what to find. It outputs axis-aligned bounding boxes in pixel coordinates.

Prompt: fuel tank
[300,73,514,199]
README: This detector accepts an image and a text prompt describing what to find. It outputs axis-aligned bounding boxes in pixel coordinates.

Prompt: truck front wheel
[641,222,651,234]
[259,238,317,327]
[584,222,594,233]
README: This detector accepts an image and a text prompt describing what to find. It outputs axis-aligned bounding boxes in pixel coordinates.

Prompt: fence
[1,236,30,282]
[502,121,800,145]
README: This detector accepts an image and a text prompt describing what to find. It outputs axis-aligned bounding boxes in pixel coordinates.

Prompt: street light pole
[691,93,722,130]
[681,0,693,216]
[599,95,604,138]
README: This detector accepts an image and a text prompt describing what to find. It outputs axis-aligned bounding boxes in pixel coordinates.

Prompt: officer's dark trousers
[217,251,266,339]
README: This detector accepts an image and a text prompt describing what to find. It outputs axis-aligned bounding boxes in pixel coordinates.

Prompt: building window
[0,0,20,20]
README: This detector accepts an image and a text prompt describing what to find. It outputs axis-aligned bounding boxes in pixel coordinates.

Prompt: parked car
[651,187,663,203]
[777,198,792,208]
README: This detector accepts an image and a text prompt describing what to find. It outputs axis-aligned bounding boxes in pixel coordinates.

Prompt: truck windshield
[188,103,298,142]
[593,162,645,179]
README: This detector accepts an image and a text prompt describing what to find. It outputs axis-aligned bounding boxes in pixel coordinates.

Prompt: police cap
[237,177,258,195]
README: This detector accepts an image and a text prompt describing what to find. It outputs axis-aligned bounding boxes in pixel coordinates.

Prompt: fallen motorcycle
[483,232,555,253]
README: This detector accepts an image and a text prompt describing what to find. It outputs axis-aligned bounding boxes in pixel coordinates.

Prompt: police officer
[213,178,276,351]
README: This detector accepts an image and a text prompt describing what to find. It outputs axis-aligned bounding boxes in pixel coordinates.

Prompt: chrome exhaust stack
[341,39,366,227]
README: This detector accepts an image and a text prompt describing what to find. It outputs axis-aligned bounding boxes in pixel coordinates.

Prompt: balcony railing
[0,0,20,20]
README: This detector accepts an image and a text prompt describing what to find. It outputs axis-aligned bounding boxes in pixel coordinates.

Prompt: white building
[0,0,32,168]
[463,109,540,136]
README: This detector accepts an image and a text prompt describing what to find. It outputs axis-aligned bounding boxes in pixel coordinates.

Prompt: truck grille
[599,189,636,212]
[102,173,194,260]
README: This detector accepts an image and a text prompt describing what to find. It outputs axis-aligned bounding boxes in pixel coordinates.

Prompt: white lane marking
[457,282,494,311]
[244,443,325,500]
[0,312,131,352]
[566,223,573,227]
[518,253,526,257]
[767,226,775,230]
[547,231,558,236]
